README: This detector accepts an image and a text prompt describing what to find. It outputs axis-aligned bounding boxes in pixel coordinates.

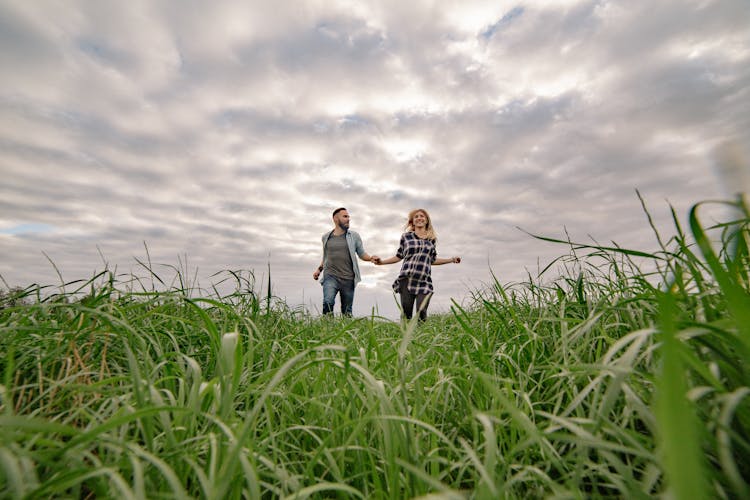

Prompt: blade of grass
[655,290,708,500]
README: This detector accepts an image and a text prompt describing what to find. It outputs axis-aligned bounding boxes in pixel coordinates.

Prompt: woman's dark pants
[399,280,432,322]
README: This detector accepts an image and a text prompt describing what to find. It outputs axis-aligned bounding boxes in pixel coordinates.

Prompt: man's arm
[313,260,324,280]
[353,232,379,263]
[313,232,327,280]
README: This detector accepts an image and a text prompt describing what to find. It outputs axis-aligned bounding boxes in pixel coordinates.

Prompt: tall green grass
[0,196,748,499]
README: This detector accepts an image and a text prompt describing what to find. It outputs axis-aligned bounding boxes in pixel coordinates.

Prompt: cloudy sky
[1,0,748,319]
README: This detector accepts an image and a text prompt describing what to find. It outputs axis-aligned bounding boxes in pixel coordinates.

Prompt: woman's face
[412,211,428,228]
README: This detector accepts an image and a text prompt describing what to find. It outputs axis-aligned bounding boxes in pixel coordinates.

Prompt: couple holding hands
[313,207,460,321]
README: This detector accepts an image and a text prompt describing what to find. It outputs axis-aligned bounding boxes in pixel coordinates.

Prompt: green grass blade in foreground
[280,481,364,499]
[0,446,39,497]
[518,228,663,260]
[215,345,348,499]
[717,387,750,498]
[655,291,708,500]
[689,201,750,351]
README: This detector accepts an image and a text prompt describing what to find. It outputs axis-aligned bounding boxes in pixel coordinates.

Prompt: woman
[375,209,460,322]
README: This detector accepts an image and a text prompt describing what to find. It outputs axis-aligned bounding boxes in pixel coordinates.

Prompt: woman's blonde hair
[405,208,437,241]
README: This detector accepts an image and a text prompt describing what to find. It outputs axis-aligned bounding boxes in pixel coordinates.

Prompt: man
[313,207,379,316]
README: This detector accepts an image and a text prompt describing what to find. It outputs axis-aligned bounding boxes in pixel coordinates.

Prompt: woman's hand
[452,256,461,264]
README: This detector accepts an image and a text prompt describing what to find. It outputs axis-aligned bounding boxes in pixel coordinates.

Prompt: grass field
[1,196,748,499]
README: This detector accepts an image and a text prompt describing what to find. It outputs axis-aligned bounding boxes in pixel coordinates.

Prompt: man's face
[335,210,350,230]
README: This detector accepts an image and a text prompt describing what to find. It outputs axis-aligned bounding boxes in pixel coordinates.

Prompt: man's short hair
[332,207,347,217]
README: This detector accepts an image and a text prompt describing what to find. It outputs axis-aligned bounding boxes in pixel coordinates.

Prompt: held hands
[370,256,458,265]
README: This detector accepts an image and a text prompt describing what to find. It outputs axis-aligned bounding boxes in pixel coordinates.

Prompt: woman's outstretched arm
[433,256,461,266]
[376,256,402,265]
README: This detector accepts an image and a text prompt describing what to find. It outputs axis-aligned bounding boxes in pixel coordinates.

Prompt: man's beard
[338,222,349,232]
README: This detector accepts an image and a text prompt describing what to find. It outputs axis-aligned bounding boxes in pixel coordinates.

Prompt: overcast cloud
[1,0,749,318]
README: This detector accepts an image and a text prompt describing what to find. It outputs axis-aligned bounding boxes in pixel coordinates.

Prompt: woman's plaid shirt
[392,232,437,295]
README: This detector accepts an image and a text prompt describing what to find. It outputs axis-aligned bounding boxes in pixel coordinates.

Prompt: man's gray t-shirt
[325,233,354,280]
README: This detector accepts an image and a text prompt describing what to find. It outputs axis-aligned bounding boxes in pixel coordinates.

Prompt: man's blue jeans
[322,274,355,316]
